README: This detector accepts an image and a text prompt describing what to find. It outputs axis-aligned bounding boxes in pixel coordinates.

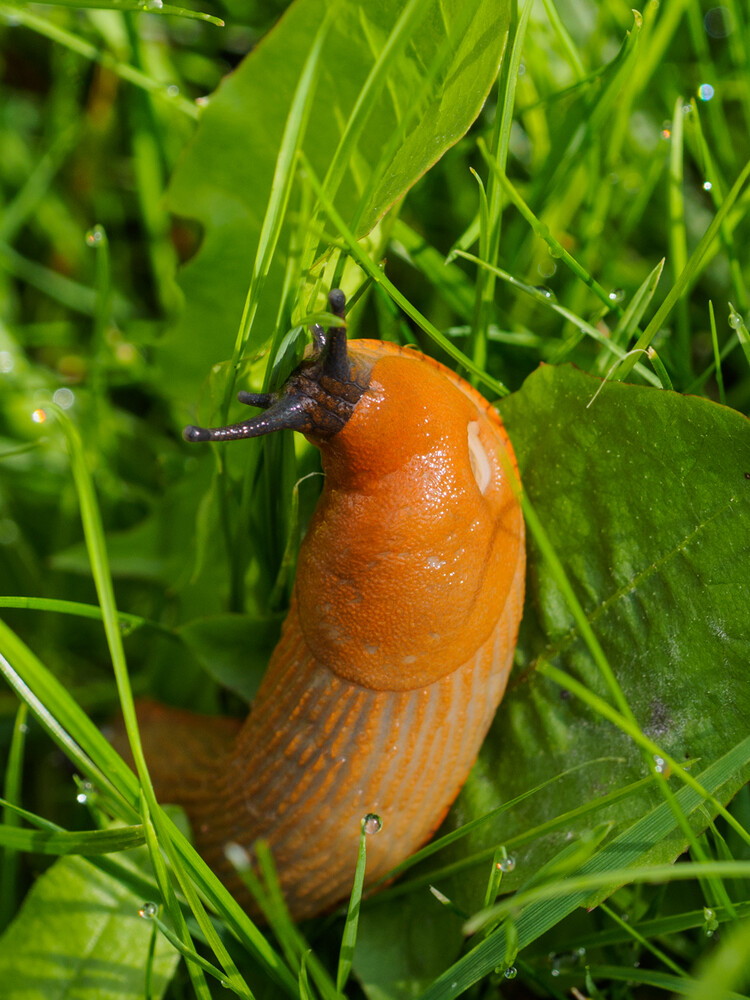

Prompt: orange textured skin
[137,341,525,921]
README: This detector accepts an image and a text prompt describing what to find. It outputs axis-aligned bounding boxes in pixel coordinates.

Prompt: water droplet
[85,226,104,248]
[496,855,516,873]
[661,121,672,140]
[76,780,95,804]
[608,287,625,304]
[576,946,587,959]
[166,84,180,97]
[548,243,564,259]
[703,180,713,191]
[362,813,382,835]
[551,968,560,977]
[682,104,693,115]
[538,259,557,278]
[196,96,210,108]
[504,967,517,980]
[533,286,556,302]
[728,310,742,329]
[698,83,715,102]
[53,387,75,409]
[138,901,158,919]
[704,7,733,39]
[518,62,526,77]
[145,0,163,8]
[653,754,671,776]
[224,842,250,869]
[31,408,46,424]
[0,351,13,373]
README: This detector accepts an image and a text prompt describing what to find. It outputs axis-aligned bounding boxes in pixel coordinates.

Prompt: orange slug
[135,290,525,921]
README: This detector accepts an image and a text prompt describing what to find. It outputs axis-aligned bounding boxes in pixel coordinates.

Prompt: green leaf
[475,364,750,881]
[0,855,179,999]
[163,0,510,398]
[177,613,283,702]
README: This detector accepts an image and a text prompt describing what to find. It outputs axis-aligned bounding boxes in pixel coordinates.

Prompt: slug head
[183,290,370,444]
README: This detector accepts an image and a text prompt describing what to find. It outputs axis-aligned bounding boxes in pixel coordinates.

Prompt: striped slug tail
[109,698,242,807]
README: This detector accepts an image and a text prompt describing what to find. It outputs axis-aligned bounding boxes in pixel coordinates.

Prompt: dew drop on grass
[363,813,382,835]
[146,0,164,8]
[138,901,158,919]
[608,288,625,304]
[504,967,518,980]
[31,408,46,424]
[496,856,516,873]
[698,83,715,101]
[703,180,713,191]
[76,781,94,804]
[85,226,104,247]
[53,387,75,409]
[653,754,670,776]
[533,286,556,302]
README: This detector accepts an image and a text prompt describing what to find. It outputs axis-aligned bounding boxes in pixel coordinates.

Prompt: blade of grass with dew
[571,965,744,1000]
[140,794,214,1000]
[0,3,199,118]
[477,146,622,316]
[729,303,750,370]
[369,774,654,904]
[534,899,750,955]
[688,97,750,314]
[417,741,750,1000]
[610,258,665,349]
[615,157,750,381]
[337,817,370,993]
[0,703,28,931]
[0,627,140,823]
[598,901,688,980]
[454,251,660,385]
[30,0,224,26]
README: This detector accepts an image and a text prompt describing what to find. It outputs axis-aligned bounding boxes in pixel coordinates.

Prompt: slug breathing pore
[135,290,525,921]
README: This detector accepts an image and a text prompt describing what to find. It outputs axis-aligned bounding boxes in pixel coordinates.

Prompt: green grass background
[1,1,750,999]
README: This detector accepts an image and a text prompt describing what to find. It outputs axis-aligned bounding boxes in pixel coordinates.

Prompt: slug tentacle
[183,289,369,444]
[133,292,525,922]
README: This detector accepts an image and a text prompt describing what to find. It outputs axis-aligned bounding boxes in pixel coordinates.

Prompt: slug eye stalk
[183,289,368,444]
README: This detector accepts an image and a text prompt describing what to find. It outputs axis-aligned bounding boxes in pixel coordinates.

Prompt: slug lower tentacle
[133,291,525,921]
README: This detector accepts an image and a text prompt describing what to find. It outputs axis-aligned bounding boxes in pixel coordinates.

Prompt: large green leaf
[352,365,750,998]
[0,855,179,999]
[486,364,750,861]
[163,0,510,399]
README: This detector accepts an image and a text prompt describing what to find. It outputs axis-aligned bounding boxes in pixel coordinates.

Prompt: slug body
[141,293,525,921]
